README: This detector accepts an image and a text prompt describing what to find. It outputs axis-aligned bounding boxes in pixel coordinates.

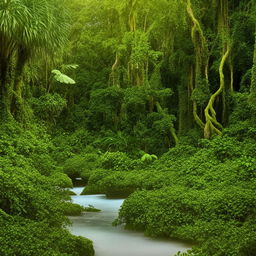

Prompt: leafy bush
[83,169,174,197]
[0,215,94,256]
[0,121,58,176]
[0,121,94,255]
[63,153,101,182]
[81,169,110,195]
[141,153,158,162]
[31,93,67,122]
[117,185,256,255]
[229,93,252,124]
[100,151,136,171]
[52,130,95,164]
[63,202,86,216]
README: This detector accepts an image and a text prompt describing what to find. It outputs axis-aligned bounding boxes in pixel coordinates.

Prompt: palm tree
[0,0,69,118]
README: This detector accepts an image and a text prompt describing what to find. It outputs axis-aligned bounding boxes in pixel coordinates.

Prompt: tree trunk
[11,47,28,119]
[110,52,120,87]
[0,56,13,118]
[178,73,193,135]
[249,33,256,112]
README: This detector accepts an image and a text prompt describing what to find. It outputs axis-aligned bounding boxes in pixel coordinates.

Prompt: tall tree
[0,0,68,119]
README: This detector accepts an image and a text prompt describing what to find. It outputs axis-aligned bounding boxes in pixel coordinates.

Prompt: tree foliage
[0,0,256,255]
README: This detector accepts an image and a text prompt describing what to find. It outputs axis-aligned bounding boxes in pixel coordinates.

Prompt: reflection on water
[69,187,190,256]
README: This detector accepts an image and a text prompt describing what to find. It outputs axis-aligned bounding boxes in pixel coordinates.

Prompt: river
[69,187,190,256]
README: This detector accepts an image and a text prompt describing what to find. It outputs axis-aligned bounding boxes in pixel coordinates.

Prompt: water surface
[69,187,190,256]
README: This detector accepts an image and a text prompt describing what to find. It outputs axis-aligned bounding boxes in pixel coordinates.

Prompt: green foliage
[92,130,129,152]
[191,79,210,106]
[0,121,57,176]
[1,0,256,255]
[63,152,101,182]
[83,168,174,198]
[31,93,67,122]
[0,120,94,255]
[231,11,255,90]
[0,0,68,51]
[0,215,94,256]
[52,70,76,84]
[141,153,158,162]
[89,86,124,129]
[52,129,95,165]
[50,172,73,188]
[111,128,256,255]
[81,169,110,195]
[0,168,65,226]
[0,0,69,119]
[229,93,252,124]
[63,202,85,216]
[124,87,147,111]
[152,112,176,134]
[149,62,163,89]
[199,136,241,162]
[100,151,136,171]
[84,206,101,212]
[118,184,256,255]
[130,31,151,65]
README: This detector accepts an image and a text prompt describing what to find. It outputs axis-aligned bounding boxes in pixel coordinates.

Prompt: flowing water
[69,187,190,256]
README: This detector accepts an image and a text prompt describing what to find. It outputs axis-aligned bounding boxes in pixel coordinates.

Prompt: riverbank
[69,187,190,256]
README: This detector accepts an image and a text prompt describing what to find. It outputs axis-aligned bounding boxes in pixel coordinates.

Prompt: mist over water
[69,187,190,256]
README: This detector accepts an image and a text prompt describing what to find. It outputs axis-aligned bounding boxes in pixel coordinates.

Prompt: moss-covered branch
[204,46,230,138]
[186,0,209,129]
[110,52,120,87]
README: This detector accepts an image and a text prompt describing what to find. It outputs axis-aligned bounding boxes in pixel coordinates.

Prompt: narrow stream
[69,187,190,256]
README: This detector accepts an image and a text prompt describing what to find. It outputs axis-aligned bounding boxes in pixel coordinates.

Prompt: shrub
[63,153,101,182]
[0,215,94,256]
[117,185,256,255]
[31,93,67,122]
[63,202,85,216]
[100,151,136,171]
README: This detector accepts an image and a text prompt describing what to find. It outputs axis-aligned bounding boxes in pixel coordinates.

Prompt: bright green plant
[52,70,76,84]
[141,153,158,162]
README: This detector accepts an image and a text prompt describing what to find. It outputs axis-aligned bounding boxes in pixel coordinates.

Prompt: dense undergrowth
[0,121,94,256]
[116,133,256,255]
[1,89,254,256]
[1,0,256,255]
[51,93,256,256]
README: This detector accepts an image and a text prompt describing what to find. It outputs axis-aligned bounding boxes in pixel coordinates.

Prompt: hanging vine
[186,0,209,129]
[204,47,230,138]
[204,0,231,138]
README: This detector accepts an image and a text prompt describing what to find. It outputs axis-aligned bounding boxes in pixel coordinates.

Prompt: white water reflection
[69,187,190,256]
